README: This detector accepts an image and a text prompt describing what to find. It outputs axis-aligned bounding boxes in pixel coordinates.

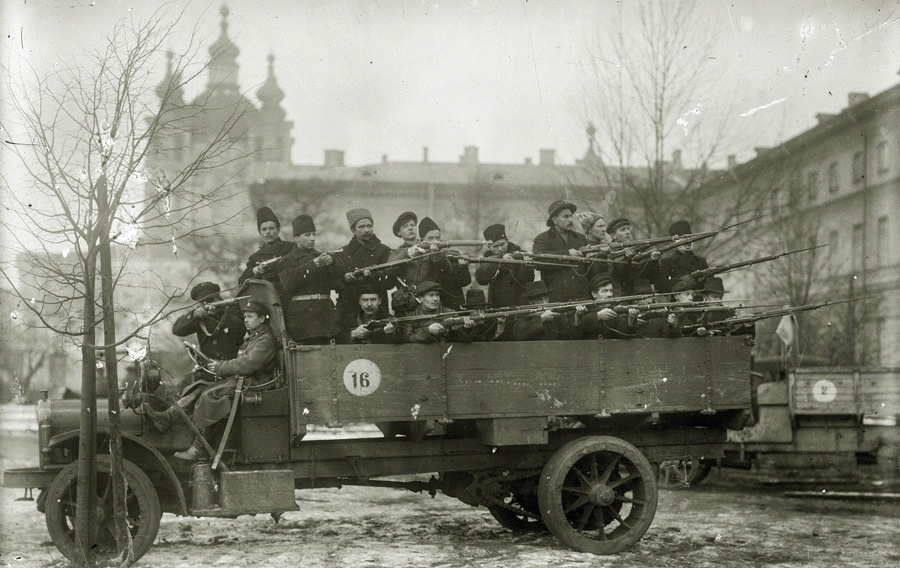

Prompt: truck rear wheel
[45,455,161,565]
[538,436,658,554]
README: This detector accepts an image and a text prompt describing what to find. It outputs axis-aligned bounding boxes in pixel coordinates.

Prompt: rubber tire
[45,455,161,565]
[538,436,658,554]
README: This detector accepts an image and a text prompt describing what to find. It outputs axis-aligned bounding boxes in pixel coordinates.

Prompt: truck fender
[48,429,189,516]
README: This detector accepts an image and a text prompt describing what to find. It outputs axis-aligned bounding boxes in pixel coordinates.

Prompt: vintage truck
[658,358,900,486]
[2,280,753,563]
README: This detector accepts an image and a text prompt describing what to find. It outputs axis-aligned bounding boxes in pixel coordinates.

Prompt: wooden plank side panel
[859,371,900,416]
[444,341,601,417]
[289,337,752,424]
[792,370,858,415]
[603,337,751,413]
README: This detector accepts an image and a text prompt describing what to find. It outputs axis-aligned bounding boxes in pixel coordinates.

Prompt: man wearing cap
[389,216,471,310]
[512,281,585,341]
[607,217,662,297]
[474,223,535,309]
[238,207,295,300]
[403,281,455,343]
[577,273,627,340]
[533,200,590,302]
[334,208,394,320]
[279,214,344,344]
[336,286,400,344]
[172,282,246,371]
[656,220,709,294]
[144,300,277,459]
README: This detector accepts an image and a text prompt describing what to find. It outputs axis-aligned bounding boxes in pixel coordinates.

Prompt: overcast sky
[2,0,899,169]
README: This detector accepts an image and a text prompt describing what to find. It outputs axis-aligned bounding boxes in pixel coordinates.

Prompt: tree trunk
[98,173,133,563]
[75,262,98,565]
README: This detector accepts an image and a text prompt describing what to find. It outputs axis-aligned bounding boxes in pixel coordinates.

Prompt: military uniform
[172,283,246,361]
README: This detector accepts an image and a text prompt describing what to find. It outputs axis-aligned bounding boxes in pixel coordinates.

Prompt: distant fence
[0,405,38,432]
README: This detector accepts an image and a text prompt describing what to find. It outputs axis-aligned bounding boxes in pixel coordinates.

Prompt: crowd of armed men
[149,200,760,460]
[183,200,744,350]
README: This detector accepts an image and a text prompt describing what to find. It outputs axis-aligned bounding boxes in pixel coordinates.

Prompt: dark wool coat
[656,249,709,293]
[191,324,277,429]
[334,235,394,318]
[172,305,246,360]
[611,257,661,296]
[238,238,295,298]
[532,227,590,302]
[512,312,581,341]
[335,306,401,344]
[388,244,472,310]
[278,246,343,342]
[474,242,535,308]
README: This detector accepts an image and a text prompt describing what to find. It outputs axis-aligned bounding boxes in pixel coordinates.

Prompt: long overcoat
[532,227,589,302]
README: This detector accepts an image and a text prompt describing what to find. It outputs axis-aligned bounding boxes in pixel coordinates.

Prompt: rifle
[363,307,472,331]
[481,291,674,315]
[203,295,251,309]
[347,250,444,279]
[678,244,829,285]
[441,305,546,328]
[510,251,628,266]
[183,341,214,365]
[630,216,762,263]
[681,297,861,332]
[448,254,592,270]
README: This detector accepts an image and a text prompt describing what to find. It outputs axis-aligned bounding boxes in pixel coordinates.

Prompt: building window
[852,223,863,272]
[828,162,839,193]
[828,229,839,273]
[877,141,889,174]
[852,152,864,185]
[877,216,889,267]
[806,171,818,203]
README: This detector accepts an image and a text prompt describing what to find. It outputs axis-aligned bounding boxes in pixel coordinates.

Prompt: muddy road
[2,430,899,568]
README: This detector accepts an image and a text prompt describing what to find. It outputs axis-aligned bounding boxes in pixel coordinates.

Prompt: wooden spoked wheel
[45,455,161,565]
[538,436,658,554]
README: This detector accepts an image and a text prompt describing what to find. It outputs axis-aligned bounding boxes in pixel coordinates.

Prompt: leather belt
[292,294,329,301]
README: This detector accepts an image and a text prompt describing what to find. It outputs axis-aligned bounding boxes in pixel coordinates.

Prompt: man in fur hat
[388,216,471,310]
[239,207,295,301]
[334,207,394,320]
[279,214,344,344]
[532,200,590,302]
[656,219,709,294]
[474,223,535,308]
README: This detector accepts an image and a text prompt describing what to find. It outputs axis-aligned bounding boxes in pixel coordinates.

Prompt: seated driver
[143,299,278,462]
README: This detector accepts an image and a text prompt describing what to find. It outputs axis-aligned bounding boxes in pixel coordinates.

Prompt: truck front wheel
[45,455,161,564]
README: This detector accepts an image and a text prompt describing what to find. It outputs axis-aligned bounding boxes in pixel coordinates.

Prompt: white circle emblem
[812,379,837,403]
[343,359,381,396]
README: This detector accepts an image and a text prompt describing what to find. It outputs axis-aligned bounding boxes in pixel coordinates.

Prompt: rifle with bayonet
[447,253,623,270]
[510,251,629,266]
[630,216,763,263]
[681,297,862,334]
[674,244,829,288]
[363,307,473,331]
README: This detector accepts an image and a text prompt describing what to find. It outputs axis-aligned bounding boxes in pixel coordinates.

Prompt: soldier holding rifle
[607,218,662,297]
[388,215,472,310]
[238,207,294,301]
[512,281,586,341]
[403,281,461,343]
[656,220,709,294]
[336,286,401,345]
[474,223,535,308]
[279,214,344,344]
[172,282,246,374]
[533,200,590,302]
[334,207,394,320]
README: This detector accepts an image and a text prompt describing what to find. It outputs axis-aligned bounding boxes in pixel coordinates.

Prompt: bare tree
[0,7,252,565]
[578,0,744,251]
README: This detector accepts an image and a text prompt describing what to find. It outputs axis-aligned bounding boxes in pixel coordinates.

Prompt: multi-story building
[699,84,900,366]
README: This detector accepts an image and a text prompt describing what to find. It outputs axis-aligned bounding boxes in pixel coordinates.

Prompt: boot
[141,401,179,433]
[174,434,209,462]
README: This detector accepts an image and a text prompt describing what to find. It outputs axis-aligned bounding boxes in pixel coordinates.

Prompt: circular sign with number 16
[343,359,382,396]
